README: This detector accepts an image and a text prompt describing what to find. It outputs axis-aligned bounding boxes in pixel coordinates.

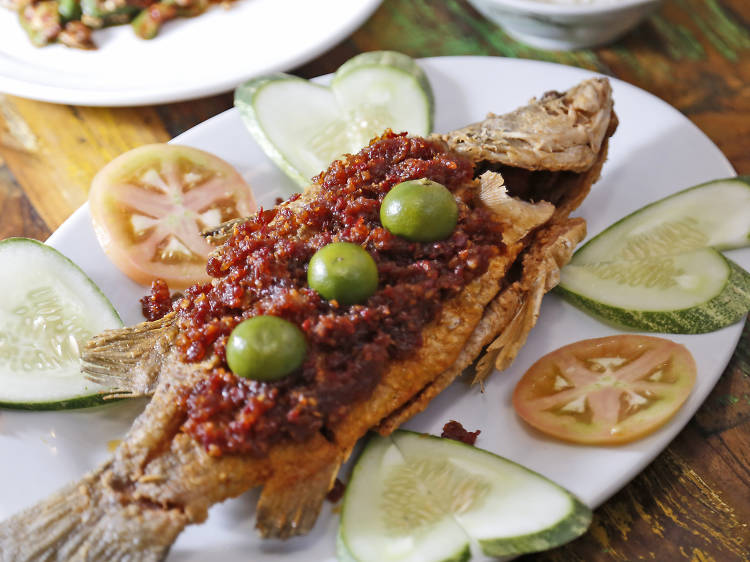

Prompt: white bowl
[466,0,662,50]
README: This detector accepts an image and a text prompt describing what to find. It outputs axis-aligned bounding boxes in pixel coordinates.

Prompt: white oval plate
[0,0,381,106]
[0,57,747,561]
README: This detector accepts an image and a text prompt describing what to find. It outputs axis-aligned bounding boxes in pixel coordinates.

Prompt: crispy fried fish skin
[440,77,614,173]
[0,78,616,560]
[0,224,524,561]
[376,217,588,434]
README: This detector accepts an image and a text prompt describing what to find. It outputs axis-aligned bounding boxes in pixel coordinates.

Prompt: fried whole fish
[0,77,616,561]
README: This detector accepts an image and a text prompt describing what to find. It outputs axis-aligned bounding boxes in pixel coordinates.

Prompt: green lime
[308,242,378,305]
[226,316,307,381]
[380,178,458,242]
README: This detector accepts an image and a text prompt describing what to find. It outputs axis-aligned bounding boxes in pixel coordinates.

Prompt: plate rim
[0,0,382,106]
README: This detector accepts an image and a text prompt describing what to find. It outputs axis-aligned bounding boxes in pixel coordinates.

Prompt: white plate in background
[0,0,381,106]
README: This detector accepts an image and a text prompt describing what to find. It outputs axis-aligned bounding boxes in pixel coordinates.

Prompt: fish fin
[255,434,343,539]
[0,462,187,562]
[376,197,570,433]
[377,217,587,421]
[81,312,178,398]
[474,218,587,383]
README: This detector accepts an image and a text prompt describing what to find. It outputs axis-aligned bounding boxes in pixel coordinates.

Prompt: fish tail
[0,462,187,561]
[81,312,178,398]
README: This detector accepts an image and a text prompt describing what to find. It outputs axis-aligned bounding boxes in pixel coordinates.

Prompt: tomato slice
[89,144,256,290]
[512,335,696,445]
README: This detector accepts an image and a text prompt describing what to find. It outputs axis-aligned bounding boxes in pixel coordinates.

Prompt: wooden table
[1,0,748,560]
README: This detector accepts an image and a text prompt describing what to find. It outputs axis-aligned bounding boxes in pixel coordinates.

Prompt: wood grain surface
[0,0,748,560]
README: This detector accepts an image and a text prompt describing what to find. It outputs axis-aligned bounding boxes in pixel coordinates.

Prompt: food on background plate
[0,77,617,559]
[0,238,121,409]
[89,143,256,290]
[513,335,697,445]
[338,430,592,561]
[7,0,238,49]
[235,51,434,188]
[557,177,750,333]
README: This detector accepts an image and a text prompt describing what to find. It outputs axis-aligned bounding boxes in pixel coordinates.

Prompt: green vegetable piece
[338,430,592,561]
[307,242,378,305]
[81,0,137,27]
[234,50,434,188]
[174,0,209,17]
[0,238,122,410]
[557,176,750,334]
[380,178,458,242]
[557,249,750,334]
[131,4,175,39]
[572,176,750,265]
[58,0,81,22]
[18,1,62,47]
[226,316,307,381]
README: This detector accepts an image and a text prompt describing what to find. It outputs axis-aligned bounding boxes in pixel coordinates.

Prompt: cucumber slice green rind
[573,176,750,264]
[478,499,591,556]
[235,51,434,188]
[335,50,431,88]
[0,393,120,411]
[339,430,591,561]
[561,177,750,333]
[0,238,123,410]
[392,431,591,557]
[556,253,750,334]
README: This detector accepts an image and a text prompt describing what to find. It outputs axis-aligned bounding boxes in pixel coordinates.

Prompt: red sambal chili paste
[174,132,507,457]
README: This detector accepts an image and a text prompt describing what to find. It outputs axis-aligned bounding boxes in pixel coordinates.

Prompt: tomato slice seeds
[89,144,256,290]
[512,335,696,445]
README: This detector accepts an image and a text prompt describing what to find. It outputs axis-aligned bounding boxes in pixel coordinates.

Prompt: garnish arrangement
[0,52,748,561]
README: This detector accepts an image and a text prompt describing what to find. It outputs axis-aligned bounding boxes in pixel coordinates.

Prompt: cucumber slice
[559,177,750,333]
[0,238,122,410]
[331,51,434,149]
[338,430,591,561]
[573,177,750,264]
[235,51,433,188]
[557,249,750,334]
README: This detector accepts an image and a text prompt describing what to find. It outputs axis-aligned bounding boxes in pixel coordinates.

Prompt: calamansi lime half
[380,178,458,242]
[308,242,378,306]
[226,316,307,381]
